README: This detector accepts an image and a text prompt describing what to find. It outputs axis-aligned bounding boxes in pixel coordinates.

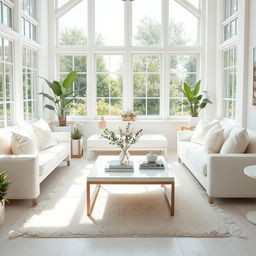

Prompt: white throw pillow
[191,120,220,145]
[203,127,224,154]
[0,128,13,154]
[11,130,38,155]
[220,128,249,154]
[32,119,57,151]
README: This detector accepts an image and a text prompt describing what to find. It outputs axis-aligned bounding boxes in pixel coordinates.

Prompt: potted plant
[101,122,143,165]
[0,172,11,226]
[40,71,85,128]
[121,112,137,121]
[71,127,83,158]
[179,80,212,127]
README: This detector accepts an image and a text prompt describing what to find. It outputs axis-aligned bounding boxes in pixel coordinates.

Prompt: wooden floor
[0,152,256,256]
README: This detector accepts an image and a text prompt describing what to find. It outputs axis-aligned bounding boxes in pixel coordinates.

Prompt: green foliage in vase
[0,172,11,205]
[40,71,85,126]
[101,122,143,152]
[71,128,83,140]
[178,80,212,117]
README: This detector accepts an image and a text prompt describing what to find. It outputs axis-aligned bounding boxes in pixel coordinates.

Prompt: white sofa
[0,128,71,206]
[177,128,256,203]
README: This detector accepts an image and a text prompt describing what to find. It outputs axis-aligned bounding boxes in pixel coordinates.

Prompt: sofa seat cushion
[39,143,69,176]
[180,141,208,176]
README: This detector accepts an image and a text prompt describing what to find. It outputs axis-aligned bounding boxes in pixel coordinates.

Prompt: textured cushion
[245,129,256,153]
[191,120,220,145]
[203,126,224,153]
[11,130,38,155]
[39,143,69,176]
[32,119,57,151]
[0,128,13,154]
[220,128,249,154]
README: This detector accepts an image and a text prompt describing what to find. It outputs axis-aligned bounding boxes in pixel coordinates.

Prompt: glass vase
[119,150,130,165]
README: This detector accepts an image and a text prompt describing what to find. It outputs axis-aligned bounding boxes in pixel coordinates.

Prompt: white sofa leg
[208,196,214,204]
[67,160,70,166]
[32,198,38,207]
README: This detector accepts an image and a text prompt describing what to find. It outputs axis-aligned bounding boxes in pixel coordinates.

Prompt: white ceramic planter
[0,200,5,226]
[188,117,200,127]
[52,125,72,133]
[71,138,84,158]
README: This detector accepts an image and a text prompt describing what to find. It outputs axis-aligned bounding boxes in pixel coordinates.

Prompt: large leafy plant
[179,80,212,117]
[40,71,84,126]
[0,172,11,205]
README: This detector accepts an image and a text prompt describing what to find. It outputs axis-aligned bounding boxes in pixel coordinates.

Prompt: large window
[55,0,201,119]
[59,55,87,116]
[0,37,14,127]
[222,47,237,119]
[21,0,37,41]
[133,55,160,116]
[22,47,38,121]
[169,55,198,116]
[96,55,123,116]
[0,0,12,28]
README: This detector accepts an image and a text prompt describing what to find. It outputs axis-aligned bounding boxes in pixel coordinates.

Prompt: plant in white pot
[40,71,85,129]
[71,128,84,158]
[0,172,11,226]
[178,80,212,127]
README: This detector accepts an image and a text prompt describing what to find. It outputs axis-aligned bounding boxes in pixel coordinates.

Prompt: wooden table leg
[171,182,175,216]
[87,181,91,216]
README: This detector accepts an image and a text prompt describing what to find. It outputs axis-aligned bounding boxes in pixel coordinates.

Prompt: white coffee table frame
[86,156,175,217]
[244,165,256,224]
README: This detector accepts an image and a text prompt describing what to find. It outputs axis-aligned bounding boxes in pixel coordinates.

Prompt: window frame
[0,0,13,28]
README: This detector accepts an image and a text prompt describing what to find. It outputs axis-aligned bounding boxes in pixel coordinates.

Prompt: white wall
[247,0,256,129]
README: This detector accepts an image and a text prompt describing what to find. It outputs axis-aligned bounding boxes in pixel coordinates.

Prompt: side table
[181,126,195,131]
[244,165,256,224]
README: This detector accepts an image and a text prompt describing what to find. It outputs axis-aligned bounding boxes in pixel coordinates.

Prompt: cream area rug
[9,158,241,238]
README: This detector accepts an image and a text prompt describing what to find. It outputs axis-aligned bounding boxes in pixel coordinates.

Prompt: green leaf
[183,82,193,101]
[40,77,62,96]
[199,102,206,109]
[44,104,55,111]
[203,98,213,104]
[60,88,85,99]
[62,71,77,89]
[38,92,55,102]
[193,80,201,95]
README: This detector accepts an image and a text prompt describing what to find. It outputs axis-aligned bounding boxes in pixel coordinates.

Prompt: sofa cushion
[203,127,224,153]
[220,128,249,154]
[32,119,57,151]
[245,129,256,153]
[191,120,220,145]
[11,130,38,155]
[0,128,12,154]
[39,143,69,176]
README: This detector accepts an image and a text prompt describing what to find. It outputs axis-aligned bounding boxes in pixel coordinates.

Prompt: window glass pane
[2,4,12,27]
[95,0,124,46]
[4,39,12,63]
[23,0,30,15]
[96,55,123,116]
[169,0,198,46]
[60,56,73,72]
[134,99,146,115]
[74,56,87,72]
[31,0,36,20]
[132,0,161,46]
[58,0,87,46]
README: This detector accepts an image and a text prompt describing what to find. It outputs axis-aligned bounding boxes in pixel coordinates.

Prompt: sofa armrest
[207,154,256,197]
[0,154,40,199]
[177,131,193,142]
[52,132,71,143]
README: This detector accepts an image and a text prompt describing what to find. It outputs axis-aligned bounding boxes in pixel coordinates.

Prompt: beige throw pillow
[203,127,224,153]
[0,128,13,154]
[191,120,220,145]
[220,128,249,154]
[32,119,57,151]
[11,130,38,155]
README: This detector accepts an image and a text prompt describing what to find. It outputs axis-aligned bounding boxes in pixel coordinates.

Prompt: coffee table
[86,155,175,216]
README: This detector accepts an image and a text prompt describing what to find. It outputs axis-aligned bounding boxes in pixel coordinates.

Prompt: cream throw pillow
[0,128,13,154]
[32,119,57,151]
[191,120,220,145]
[203,126,224,153]
[11,130,38,155]
[220,128,249,154]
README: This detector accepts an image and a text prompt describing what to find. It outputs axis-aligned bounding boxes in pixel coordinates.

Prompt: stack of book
[139,159,165,170]
[105,160,134,172]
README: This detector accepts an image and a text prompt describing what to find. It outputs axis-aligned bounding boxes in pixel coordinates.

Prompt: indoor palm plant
[0,172,11,226]
[71,127,84,158]
[101,123,143,165]
[179,80,212,126]
[40,71,84,127]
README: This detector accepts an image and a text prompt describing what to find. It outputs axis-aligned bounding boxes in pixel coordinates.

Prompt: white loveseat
[0,127,71,206]
[177,128,256,203]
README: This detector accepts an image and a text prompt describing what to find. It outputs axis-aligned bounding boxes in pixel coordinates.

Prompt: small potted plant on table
[0,172,11,226]
[71,128,84,158]
[121,112,137,121]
